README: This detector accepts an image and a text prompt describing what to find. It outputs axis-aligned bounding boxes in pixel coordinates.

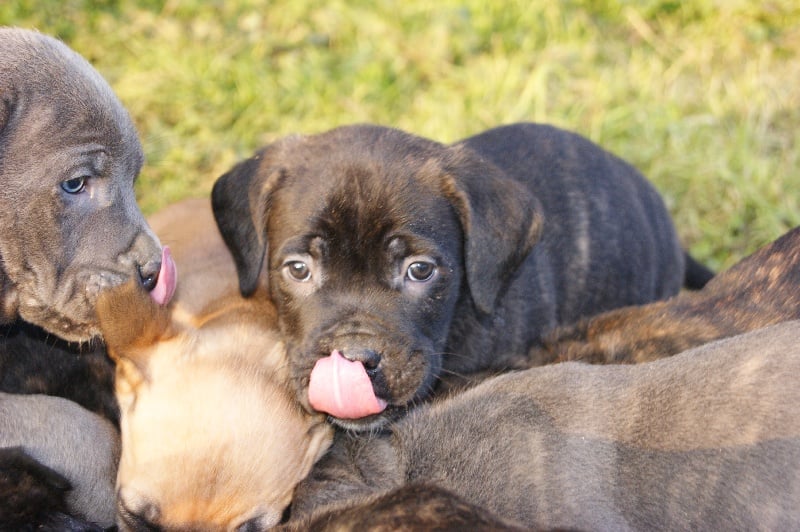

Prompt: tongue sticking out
[308,350,387,419]
[148,246,178,306]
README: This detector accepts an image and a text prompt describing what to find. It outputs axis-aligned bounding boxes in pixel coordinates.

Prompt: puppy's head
[0,28,164,341]
[96,281,332,531]
[212,124,541,430]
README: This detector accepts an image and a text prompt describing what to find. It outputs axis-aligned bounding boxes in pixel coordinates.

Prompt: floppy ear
[297,419,334,482]
[211,150,285,297]
[95,280,173,360]
[440,147,543,314]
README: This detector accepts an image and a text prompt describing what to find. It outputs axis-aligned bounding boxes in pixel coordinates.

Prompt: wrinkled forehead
[270,156,459,249]
[1,33,143,172]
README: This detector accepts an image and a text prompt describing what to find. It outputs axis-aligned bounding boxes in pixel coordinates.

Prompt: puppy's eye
[285,261,311,282]
[406,261,436,282]
[61,176,87,194]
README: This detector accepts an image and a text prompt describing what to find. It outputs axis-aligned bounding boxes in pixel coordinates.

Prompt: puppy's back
[298,321,800,530]
[413,321,800,528]
[0,392,119,528]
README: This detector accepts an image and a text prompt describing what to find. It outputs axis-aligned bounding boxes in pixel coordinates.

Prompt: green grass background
[2,0,798,271]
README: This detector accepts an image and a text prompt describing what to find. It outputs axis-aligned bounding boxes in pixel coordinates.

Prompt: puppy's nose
[342,348,381,371]
[137,259,161,292]
[118,499,162,531]
[237,515,273,532]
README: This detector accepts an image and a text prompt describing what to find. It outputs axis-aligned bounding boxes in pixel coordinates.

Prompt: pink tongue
[308,350,387,419]
[148,246,178,306]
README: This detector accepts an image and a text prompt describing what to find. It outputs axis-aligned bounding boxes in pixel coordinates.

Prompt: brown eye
[285,261,311,282]
[406,261,435,282]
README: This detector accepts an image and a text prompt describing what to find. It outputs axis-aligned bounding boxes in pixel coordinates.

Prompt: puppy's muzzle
[117,497,159,531]
[118,497,271,532]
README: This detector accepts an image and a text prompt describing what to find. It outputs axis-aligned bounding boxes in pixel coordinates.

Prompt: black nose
[237,515,272,532]
[118,498,162,531]
[138,260,161,291]
[342,348,381,371]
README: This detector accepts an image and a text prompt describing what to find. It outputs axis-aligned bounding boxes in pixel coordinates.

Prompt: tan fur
[98,198,332,531]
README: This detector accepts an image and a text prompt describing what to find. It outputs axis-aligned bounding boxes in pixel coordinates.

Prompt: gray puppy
[0,27,167,528]
[212,123,711,431]
[0,27,164,342]
[290,321,800,530]
[0,393,119,529]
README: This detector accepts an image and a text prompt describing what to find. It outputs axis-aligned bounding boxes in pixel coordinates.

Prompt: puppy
[530,224,800,365]
[98,199,332,531]
[0,27,170,339]
[0,27,176,528]
[0,393,120,529]
[290,321,800,530]
[212,123,711,430]
[280,484,526,531]
[0,322,118,425]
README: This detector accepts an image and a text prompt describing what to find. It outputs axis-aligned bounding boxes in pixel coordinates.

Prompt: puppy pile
[1,27,798,531]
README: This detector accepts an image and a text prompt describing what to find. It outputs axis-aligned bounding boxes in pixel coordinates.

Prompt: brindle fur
[530,225,800,365]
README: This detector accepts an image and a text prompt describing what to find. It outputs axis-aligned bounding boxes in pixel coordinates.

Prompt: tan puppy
[97,198,332,531]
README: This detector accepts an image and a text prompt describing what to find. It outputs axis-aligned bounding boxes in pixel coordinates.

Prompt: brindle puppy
[0,323,117,425]
[530,225,800,365]
[279,484,527,531]
[290,321,800,530]
[212,123,711,431]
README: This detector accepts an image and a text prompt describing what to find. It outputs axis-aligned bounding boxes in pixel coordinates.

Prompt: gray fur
[0,392,119,527]
[292,321,800,530]
[0,27,162,342]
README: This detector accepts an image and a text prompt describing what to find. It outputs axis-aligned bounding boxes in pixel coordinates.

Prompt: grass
[2,0,798,271]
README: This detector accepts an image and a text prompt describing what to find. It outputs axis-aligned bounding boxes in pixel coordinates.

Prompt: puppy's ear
[441,147,543,314]
[212,150,285,297]
[95,280,173,359]
[297,419,334,482]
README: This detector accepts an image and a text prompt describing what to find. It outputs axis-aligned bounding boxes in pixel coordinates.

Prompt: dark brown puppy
[280,484,527,532]
[290,321,800,530]
[212,123,709,430]
[530,225,800,365]
[0,323,117,425]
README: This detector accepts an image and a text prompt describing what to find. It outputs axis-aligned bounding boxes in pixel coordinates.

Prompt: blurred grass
[1,0,798,270]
